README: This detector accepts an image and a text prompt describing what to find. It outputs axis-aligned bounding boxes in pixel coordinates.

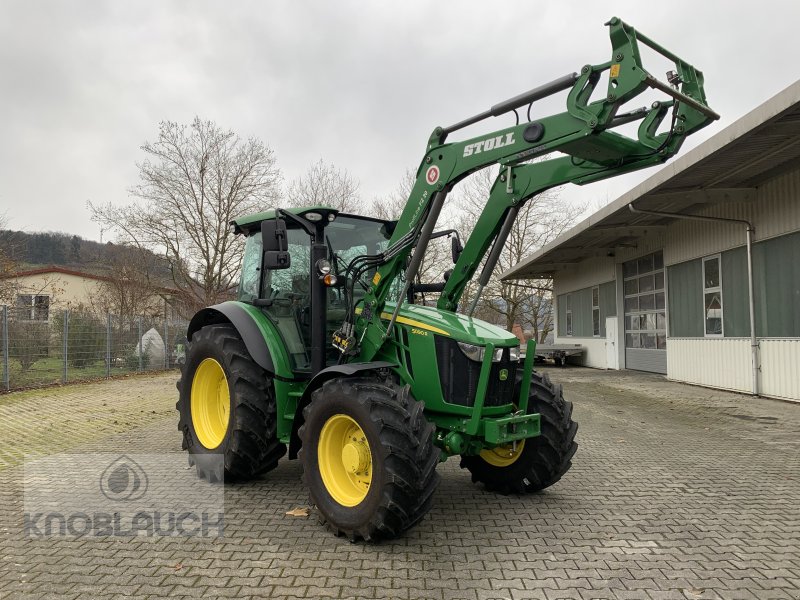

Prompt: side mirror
[451,236,464,264]
[261,219,291,270]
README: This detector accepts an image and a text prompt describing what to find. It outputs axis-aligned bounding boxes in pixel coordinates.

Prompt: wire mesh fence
[0,305,189,392]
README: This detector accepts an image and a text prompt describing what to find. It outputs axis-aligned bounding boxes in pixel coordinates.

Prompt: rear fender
[287,361,396,459]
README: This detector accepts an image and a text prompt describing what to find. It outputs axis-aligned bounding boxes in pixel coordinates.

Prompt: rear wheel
[460,371,578,494]
[299,376,439,541]
[176,324,286,481]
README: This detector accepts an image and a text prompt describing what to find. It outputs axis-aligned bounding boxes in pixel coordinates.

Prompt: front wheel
[299,376,439,541]
[460,371,578,494]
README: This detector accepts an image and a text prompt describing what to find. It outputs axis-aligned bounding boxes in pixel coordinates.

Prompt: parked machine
[177,17,717,540]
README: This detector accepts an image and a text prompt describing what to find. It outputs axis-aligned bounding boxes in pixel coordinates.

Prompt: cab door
[239,229,313,372]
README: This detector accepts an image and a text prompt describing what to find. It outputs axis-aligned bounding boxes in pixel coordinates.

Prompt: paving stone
[0,368,798,599]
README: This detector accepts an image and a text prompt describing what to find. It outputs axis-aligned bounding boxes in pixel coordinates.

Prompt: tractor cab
[233,206,396,373]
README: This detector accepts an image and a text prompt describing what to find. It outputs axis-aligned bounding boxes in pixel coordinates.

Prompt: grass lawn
[4,356,170,390]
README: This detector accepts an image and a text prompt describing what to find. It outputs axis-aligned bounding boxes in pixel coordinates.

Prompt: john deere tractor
[177,17,717,540]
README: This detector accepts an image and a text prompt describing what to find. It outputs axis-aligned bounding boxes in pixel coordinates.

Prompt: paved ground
[0,368,798,599]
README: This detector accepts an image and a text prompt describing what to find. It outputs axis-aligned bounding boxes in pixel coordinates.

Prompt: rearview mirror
[262,218,288,252]
[261,218,291,270]
[451,236,464,264]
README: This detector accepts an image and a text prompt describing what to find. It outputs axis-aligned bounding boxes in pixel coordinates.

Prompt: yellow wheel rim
[480,439,526,467]
[318,414,372,507]
[190,358,231,449]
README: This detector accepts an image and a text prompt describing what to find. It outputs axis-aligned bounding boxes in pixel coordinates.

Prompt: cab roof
[231,205,333,234]
[231,205,395,235]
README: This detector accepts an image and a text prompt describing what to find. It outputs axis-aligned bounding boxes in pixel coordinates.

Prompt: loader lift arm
[341,16,717,363]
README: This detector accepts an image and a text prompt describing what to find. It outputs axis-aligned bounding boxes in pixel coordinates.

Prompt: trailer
[532,344,585,367]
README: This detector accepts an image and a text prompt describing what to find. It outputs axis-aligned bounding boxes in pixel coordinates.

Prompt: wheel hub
[190,358,231,450]
[318,414,373,507]
[342,440,371,474]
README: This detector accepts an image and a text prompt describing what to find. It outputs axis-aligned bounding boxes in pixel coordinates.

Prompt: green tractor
[177,17,717,540]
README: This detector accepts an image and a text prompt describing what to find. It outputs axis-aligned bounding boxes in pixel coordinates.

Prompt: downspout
[628,202,758,396]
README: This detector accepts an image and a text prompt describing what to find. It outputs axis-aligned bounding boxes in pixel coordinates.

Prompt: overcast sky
[2,1,799,241]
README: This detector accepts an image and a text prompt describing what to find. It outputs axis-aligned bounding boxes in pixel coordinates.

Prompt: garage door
[623,250,667,373]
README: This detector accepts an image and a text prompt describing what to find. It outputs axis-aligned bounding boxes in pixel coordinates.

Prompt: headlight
[457,342,483,362]
[316,259,332,276]
[457,343,515,363]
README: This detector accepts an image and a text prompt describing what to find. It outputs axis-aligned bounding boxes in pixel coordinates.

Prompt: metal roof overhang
[503,80,800,280]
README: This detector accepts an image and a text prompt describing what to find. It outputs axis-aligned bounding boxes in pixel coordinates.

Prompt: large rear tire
[460,371,578,494]
[176,324,286,481]
[299,376,439,541]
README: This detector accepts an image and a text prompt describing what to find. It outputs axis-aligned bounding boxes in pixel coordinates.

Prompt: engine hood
[380,303,518,346]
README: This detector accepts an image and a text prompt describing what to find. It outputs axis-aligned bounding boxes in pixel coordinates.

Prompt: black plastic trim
[188,303,275,374]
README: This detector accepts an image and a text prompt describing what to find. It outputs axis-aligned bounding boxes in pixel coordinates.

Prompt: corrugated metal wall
[553,257,616,295]
[599,281,617,330]
[760,339,800,401]
[668,338,800,401]
[556,292,567,337]
[667,338,753,393]
[555,287,593,337]
[626,349,667,374]
[615,234,667,264]
[667,259,703,337]
[665,169,800,266]
[556,281,615,338]
[666,229,800,339]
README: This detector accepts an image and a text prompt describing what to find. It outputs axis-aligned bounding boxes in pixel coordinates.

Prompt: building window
[623,250,667,350]
[565,294,573,336]
[592,286,600,337]
[703,255,723,336]
[16,294,50,321]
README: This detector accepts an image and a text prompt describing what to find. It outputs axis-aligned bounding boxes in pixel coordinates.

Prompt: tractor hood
[381,303,518,347]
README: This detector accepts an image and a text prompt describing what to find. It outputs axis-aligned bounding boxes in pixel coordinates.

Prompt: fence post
[62,309,69,384]
[106,313,111,378]
[164,318,169,369]
[137,316,143,372]
[2,305,8,391]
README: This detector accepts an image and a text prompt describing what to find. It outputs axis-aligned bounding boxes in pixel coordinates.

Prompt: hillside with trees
[0,229,171,279]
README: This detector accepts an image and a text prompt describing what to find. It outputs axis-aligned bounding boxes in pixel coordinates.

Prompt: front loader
[177,17,718,540]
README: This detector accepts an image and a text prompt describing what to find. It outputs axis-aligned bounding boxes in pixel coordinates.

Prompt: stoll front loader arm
[336,16,718,362]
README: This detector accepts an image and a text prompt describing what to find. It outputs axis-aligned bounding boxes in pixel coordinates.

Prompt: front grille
[485,351,517,407]
[434,337,517,408]
[434,336,481,407]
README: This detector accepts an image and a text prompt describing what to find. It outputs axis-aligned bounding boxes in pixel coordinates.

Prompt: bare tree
[90,245,170,320]
[0,215,18,305]
[370,168,455,301]
[453,166,583,341]
[90,117,281,314]
[370,168,415,220]
[286,159,360,212]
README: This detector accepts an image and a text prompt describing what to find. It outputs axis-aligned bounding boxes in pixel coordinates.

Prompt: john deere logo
[499,368,509,381]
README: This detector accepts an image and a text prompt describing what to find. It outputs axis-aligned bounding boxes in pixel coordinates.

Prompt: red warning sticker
[425,165,440,185]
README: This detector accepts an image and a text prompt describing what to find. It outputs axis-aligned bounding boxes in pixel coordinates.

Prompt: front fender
[187,301,294,379]
[287,361,396,459]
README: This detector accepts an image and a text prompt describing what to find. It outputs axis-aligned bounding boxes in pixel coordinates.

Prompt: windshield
[324,215,393,286]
